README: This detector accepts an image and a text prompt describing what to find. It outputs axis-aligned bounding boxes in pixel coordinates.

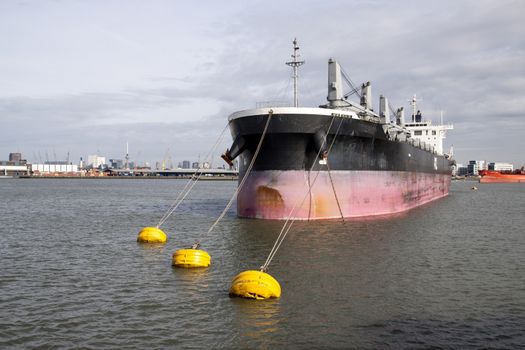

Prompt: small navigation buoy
[137,227,167,243]
[172,249,211,268]
[229,270,281,300]
[471,186,478,191]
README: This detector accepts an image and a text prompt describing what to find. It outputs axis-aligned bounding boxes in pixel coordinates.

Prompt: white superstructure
[403,96,453,155]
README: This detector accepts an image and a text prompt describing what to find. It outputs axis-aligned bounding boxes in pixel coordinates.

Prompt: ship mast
[286,38,305,107]
[409,94,422,122]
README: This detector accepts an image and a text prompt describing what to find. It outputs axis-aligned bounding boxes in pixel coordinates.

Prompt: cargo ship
[479,169,525,183]
[221,39,454,220]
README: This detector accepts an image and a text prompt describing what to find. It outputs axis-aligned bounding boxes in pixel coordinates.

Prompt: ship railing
[394,133,440,154]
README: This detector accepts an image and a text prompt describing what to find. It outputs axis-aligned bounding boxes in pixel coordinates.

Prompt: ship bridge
[405,120,453,155]
[402,95,453,155]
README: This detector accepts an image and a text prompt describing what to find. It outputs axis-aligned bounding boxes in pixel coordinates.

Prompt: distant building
[192,162,199,169]
[457,166,469,176]
[488,162,513,171]
[45,160,69,165]
[109,159,123,169]
[9,153,22,162]
[182,160,190,169]
[87,155,106,168]
[1,158,29,176]
[0,153,29,176]
[31,163,78,174]
[0,162,29,176]
[453,163,468,176]
[467,160,486,175]
[451,163,461,176]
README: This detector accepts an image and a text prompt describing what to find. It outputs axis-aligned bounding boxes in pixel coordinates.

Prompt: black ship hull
[225,108,453,220]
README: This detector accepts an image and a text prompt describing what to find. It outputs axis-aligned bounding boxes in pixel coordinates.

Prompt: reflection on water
[171,265,211,285]
[230,298,282,348]
[1,179,524,349]
[135,242,171,277]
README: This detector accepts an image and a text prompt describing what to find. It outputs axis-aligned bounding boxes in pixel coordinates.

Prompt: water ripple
[1,179,524,349]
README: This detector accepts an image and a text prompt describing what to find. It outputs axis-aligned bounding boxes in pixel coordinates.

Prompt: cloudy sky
[1,0,524,167]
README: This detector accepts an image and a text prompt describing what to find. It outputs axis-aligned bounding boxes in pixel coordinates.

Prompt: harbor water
[1,179,524,349]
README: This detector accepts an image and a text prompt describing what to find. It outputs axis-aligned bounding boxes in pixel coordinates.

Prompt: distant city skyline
[0,146,226,170]
[1,150,227,170]
[1,0,524,166]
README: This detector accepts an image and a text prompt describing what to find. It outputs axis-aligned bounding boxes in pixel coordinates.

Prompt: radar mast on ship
[409,94,422,122]
[286,38,305,107]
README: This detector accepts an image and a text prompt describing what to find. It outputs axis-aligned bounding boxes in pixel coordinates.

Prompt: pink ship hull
[237,170,450,220]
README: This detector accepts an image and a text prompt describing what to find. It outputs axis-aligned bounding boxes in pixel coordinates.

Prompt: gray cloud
[1,0,524,167]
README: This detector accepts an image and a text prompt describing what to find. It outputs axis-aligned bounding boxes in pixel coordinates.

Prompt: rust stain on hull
[256,186,284,217]
[313,194,334,218]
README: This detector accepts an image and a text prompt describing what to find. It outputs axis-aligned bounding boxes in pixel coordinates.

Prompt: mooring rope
[260,115,345,272]
[156,174,197,228]
[326,118,346,221]
[193,110,274,247]
[155,123,229,228]
[327,160,345,222]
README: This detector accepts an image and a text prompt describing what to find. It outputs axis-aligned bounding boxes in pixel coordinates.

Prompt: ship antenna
[286,38,305,107]
[408,94,423,122]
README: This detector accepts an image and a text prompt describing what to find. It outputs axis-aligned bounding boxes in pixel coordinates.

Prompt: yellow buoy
[137,227,167,243]
[172,249,211,268]
[229,270,281,300]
